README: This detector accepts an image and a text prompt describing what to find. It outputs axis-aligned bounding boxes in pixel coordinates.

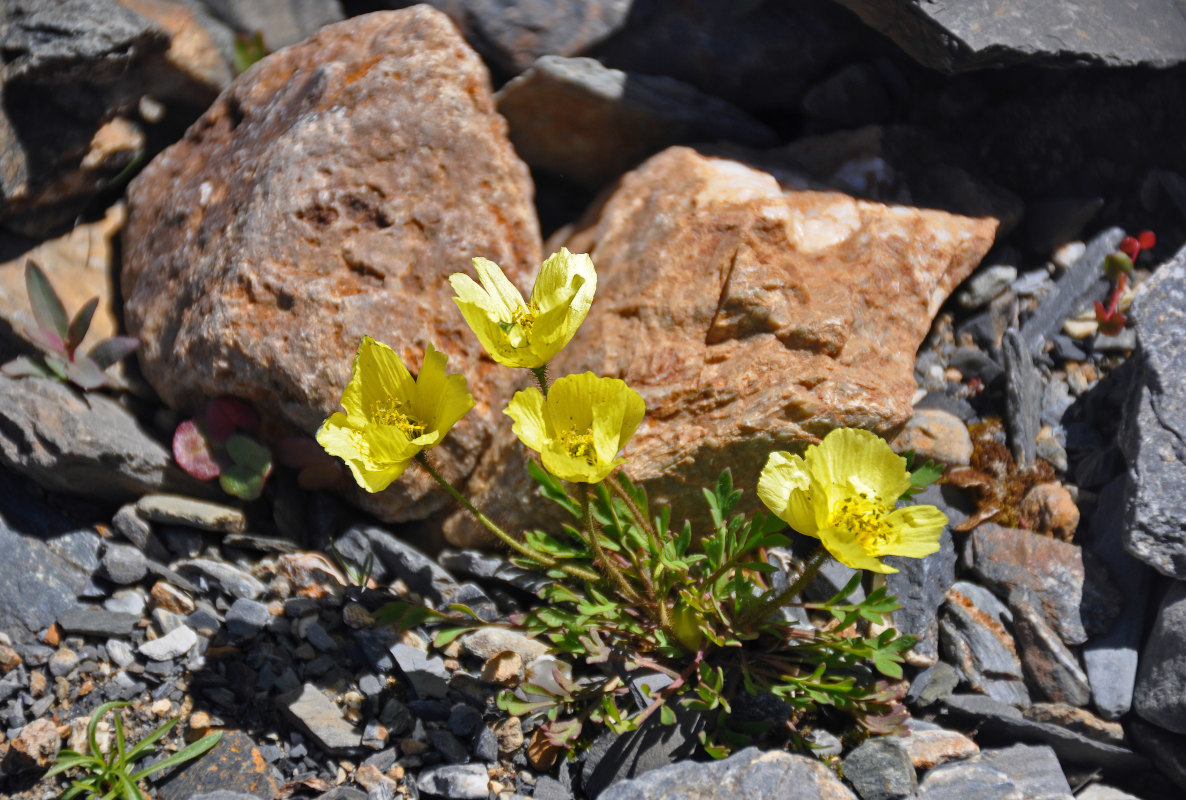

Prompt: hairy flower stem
[415,453,597,581]
[608,475,662,555]
[581,484,645,605]
[530,365,550,395]
[740,545,829,629]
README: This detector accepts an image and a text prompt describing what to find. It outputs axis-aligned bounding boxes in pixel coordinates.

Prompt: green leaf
[66,355,109,390]
[220,463,267,500]
[25,261,68,342]
[372,601,447,628]
[226,434,273,472]
[1,355,51,379]
[89,337,139,369]
[659,704,676,726]
[65,297,99,354]
[129,730,222,781]
[432,626,478,649]
[529,459,581,518]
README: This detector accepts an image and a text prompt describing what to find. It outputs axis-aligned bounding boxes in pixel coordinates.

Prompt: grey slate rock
[138,625,197,661]
[279,683,362,754]
[389,643,449,700]
[943,694,1149,772]
[597,746,858,800]
[906,662,961,708]
[338,525,459,606]
[533,775,572,800]
[495,55,776,188]
[101,542,148,585]
[417,763,488,800]
[940,583,1030,707]
[1120,247,1186,578]
[437,548,553,595]
[197,0,342,50]
[1133,580,1186,733]
[0,376,209,502]
[314,790,369,800]
[1002,329,1040,465]
[57,607,140,637]
[978,744,1074,800]
[1083,476,1151,719]
[842,738,916,800]
[1007,587,1091,707]
[884,528,957,666]
[174,558,265,600]
[832,0,1186,71]
[225,598,274,640]
[137,494,246,534]
[582,705,706,798]
[111,503,170,561]
[1019,226,1123,348]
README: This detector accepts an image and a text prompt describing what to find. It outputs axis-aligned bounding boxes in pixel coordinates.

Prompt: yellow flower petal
[883,506,948,558]
[506,372,644,484]
[818,526,899,574]
[757,451,819,536]
[808,428,911,504]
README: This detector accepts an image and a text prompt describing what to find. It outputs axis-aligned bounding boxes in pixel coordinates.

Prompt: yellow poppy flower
[317,337,474,493]
[449,248,596,368]
[757,428,947,574]
[505,372,644,483]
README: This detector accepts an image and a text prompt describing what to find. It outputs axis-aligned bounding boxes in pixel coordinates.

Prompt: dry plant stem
[581,484,645,606]
[740,544,829,628]
[415,453,597,581]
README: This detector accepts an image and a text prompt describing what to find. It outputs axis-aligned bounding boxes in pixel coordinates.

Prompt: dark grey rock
[914,756,1020,800]
[197,0,342,50]
[389,643,449,700]
[111,503,170,561]
[472,724,498,762]
[314,789,369,800]
[1018,228,1124,354]
[495,55,776,188]
[940,584,1029,707]
[978,744,1074,800]
[0,376,209,502]
[57,607,139,637]
[338,525,459,606]
[101,542,148,585]
[174,558,265,600]
[279,683,362,753]
[1133,581,1186,733]
[225,598,273,640]
[1003,329,1040,465]
[188,793,270,800]
[1083,476,1151,719]
[801,60,903,127]
[533,775,572,800]
[884,528,957,666]
[159,526,205,558]
[1008,587,1091,707]
[842,738,916,800]
[304,621,337,652]
[1120,247,1186,578]
[417,763,488,800]
[437,548,552,595]
[914,391,978,424]
[832,0,1186,71]
[451,582,500,623]
[448,703,481,737]
[429,728,468,763]
[943,694,1149,773]
[906,662,961,708]
[1128,719,1186,793]
[948,346,1004,386]
[597,746,857,800]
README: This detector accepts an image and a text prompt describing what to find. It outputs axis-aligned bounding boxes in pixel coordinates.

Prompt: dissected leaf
[25,261,69,342]
[172,420,221,480]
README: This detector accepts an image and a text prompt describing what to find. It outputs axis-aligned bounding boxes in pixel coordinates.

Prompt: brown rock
[966,523,1121,646]
[151,581,197,615]
[481,651,524,686]
[448,146,996,545]
[526,727,561,770]
[1022,702,1126,745]
[903,724,979,769]
[122,8,541,524]
[1008,586,1091,706]
[1020,483,1080,541]
[0,203,125,352]
[9,718,60,770]
[0,643,20,675]
[892,407,974,466]
[493,716,524,755]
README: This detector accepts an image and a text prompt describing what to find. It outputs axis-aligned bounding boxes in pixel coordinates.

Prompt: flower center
[561,427,597,465]
[829,492,891,554]
[371,398,426,439]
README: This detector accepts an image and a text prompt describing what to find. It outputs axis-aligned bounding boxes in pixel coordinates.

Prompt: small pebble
[138,625,198,661]
[137,493,246,533]
[1020,483,1080,541]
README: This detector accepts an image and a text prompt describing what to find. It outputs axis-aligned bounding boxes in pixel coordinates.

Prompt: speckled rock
[122,7,541,526]
[892,407,974,466]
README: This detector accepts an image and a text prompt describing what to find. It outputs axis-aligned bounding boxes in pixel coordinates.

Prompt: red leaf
[206,397,259,442]
[1138,229,1157,250]
[173,419,221,480]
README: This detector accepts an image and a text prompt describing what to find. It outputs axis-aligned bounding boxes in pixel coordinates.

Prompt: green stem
[582,484,645,605]
[415,453,597,581]
[739,545,829,629]
[530,364,550,396]
[608,474,661,556]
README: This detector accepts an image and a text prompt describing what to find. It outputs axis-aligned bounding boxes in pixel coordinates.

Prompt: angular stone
[417,763,489,800]
[57,607,140,637]
[940,583,1029,707]
[156,729,281,800]
[174,558,265,600]
[842,738,916,800]
[1008,587,1091,707]
[832,1,1186,70]
[449,145,997,545]
[335,525,458,605]
[138,624,197,660]
[966,523,1121,646]
[890,408,973,466]
[1003,329,1040,465]
[1120,246,1186,578]
[1019,483,1080,541]
[279,683,362,753]
[122,8,540,526]
[225,597,274,640]
[390,643,449,700]
[977,744,1074,800]
[884,529,957,667]
[460,627,549,663]
[136,494,245,534]
[9,717,61,770]
[0,375,209,503]
[1083,477,1151,719]
[1133,581,1186,733]
[495,55,776,188]
[598,746,857,800]
[917,759,1020,800]
[900,719,978,770]
[1021,703,1125,746]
